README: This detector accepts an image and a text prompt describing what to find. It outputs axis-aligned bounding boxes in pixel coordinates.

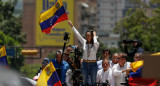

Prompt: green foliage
[0,0,26,70]
[0,0,26,44]
[48,52,56,60]
[0,30,20,46]
[20,64,41,79]
[96,39,107,59]
[114,2,160,53]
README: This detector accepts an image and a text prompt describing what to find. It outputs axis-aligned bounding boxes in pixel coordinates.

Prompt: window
[111,10,114,13]
[110,24,113,28]
[110,17,113,21]
[111,2,114,6]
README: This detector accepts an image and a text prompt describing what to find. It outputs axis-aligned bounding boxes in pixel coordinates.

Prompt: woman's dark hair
[86,30,94,45]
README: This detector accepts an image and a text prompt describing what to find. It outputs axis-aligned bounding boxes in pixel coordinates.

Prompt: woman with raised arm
[68,20,99,86]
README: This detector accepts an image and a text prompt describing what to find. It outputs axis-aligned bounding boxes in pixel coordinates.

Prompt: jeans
[82,62,97,86]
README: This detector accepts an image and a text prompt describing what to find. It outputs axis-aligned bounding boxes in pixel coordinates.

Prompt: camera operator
[97,59,114,86]
[63,46,72,64]
[65,60,82,86]
[123,39,144,61]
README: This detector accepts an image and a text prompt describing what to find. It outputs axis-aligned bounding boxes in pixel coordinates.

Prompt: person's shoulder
[97,69,103,74]
[126,62,131,65]
[50,58,56,61]
[97,60,102,63]
[50,58,56,63]
[63,61,69,66]
[137,47,144,52]
[108,67,112,71]
[112,63,118,69]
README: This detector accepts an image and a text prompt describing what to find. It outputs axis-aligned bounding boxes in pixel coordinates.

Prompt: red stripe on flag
[129,77,158,86]
[53,80,62,86]
[42,13,68,34]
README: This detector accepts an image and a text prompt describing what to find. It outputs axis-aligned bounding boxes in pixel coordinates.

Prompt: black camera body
[123,39,134,44]
[72,69,83,86]
[69,45,82,57]
[123,39,142,47]
[97,80,109,86]
[63,32,70,41]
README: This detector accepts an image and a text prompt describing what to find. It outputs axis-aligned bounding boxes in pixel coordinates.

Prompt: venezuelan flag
[129,61,158,86]
[0,46,8,66]
[39,0,68,33]
[129,67,158,86]
[36,62,62,86]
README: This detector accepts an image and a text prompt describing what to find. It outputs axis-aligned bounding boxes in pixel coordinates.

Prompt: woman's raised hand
[68,20,74,27]
[93,31,96,37]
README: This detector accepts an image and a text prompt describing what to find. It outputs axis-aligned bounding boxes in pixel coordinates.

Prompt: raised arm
[68,20,86,45]
[93,31,99,49]
[112,65,122,76]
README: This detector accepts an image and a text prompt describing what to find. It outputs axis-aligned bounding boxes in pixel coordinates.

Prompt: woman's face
[86,32,93,43]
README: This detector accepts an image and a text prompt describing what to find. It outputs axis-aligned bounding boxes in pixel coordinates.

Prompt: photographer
[65,60,82,86]
[123,39,144,61]
[63,46,72,64]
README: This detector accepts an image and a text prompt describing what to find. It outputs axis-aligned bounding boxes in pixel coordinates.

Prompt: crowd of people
[33,20,145,86]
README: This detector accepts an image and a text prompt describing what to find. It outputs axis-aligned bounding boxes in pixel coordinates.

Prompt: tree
[0,0,26,44]
[114,1,160,53]
[0,0,26,70]
[96,39,107,60]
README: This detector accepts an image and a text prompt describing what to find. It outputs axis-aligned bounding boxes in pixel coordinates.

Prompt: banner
[36,0,74,46]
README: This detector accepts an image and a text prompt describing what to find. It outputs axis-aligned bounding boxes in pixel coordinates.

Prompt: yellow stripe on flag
[151,52,160,56]
[130,60,143,72]
[0,46,7,57]
[39,0,63,23]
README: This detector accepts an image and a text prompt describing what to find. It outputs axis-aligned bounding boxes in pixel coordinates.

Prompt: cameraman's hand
[68,20,74,27]
[123,43,127,47]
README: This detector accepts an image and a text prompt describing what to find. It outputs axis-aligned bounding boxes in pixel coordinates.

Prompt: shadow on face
[102,51,110,59]
[56,53,62,64]
[86,32,93,43]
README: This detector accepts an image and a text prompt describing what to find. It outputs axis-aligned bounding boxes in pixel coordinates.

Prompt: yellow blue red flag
[36,62,62,86]
[0,46,8,66]
[39,0,68,34]
[129,61,158,86]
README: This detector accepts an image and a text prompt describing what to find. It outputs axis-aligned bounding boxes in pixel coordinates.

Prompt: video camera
[63,32,71,42]
[72,69,83,86]
[123,39,142,47]
[68,45,82,57]
[97,80,109,86]
[123,39,136,44]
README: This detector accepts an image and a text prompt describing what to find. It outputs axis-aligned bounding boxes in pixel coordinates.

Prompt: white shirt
[110,61,117,69]
[112,62,131,86]
[97,68,114,86]
[72,27,99,60]
[97,60,112,70]
[65,69,73,86]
